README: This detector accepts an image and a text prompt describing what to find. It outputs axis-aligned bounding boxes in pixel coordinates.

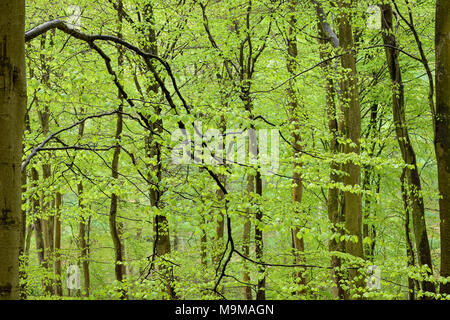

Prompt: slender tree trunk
[33,171,45,268]
[324,85,346,299]
[435,0,450,295]
[78,182,90,297]
[242,219,252,299]
[40,125,54,296]
[213,172,227,297]
[213,173,226,268]
[173,230,179,252]
[0,0,26,300]
[19,169,27,299]
[215,175,226,264]
[380,4,435,296]
[361,103,380,261]
[109,20,127,299]
[31,168,52,294]
[242,175,253,300]
[254,171,265,300]
[37,33,55,292]
[401,169,419,300]
[241,69,265,301]
[315,5,346,300]
[108,0,127,298]
[287,0,307,296]
[200,215,208,268]
[244,110,265,301]
[54,192,63,296]
[138,2,176,299]
[75,115,90,297]
[338,0,364,292]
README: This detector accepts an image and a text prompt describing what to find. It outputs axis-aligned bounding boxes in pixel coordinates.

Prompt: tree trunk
[215,175,226,264]
[19,169,27,299]
[213,173,226,268]
[435,0,450,295]
[31,167,52,294]
[287,0,307,296]
[242,175,253,300]
[244,114,265,301]
[70,104,89,298]
[54,192,63,296]
[401,168,419,300]
[381,4,435,296]
[254,171,265,300]
[200,215,208,268]
[338,0,364,291]
[315,4,346,299]
[77,182,90,297]
[107,0,127,299]
[139,2,176,299]
[362,104,379,260]
[0,0,26,300]
[38,32,55,290]
[108,110,126,296]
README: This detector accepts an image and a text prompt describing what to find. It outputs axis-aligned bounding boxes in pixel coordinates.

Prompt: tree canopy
[0,0,449,301]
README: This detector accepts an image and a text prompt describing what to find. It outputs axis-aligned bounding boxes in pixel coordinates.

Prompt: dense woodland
[0,0,449,300]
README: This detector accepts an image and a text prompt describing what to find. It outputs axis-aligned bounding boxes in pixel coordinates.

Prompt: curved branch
[21,111,118,172]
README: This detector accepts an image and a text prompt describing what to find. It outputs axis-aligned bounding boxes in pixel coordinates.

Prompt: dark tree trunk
[381,4,435,296]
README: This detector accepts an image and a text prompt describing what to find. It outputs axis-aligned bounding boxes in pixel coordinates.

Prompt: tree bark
[54,192,63,296]
[0,0,26,300]
[254,171,265,300]
[381,4,435,296]
[287,0,307,296]
[338,0,364,292]
[108,0,127,298]
[435,0,450,295]
[362,104,380,260]
[78,182,91,297]
[37,33,55,292]
[401,168,419,300]
[71,108,90,298]
[315,3,346,299]
[139,1,176,299]
[242,175,253,300]
[19,169,27,299]
[243,102,265,301]
[31,168,52,294]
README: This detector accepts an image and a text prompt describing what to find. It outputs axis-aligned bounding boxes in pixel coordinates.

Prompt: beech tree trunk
[254,171,265,300]
[362,104,380,261]
[139,1,175,299]
[19,170,27,299]
[401,169,419,300]
[287,0,307,295]
[435,0,450,295]
[54,192,63,296]
[78,182,91,297]
[38,33,55,293]
[381,4,435,296]
[315,3,346,299]
[242,178,252,299]
[243,101,265,301]
[32,167,52,294]
[0,0,26,300]
[338,0,364,291]
[109,0,127,298]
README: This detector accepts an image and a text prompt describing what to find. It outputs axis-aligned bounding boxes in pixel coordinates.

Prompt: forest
[0,0,449,301]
